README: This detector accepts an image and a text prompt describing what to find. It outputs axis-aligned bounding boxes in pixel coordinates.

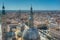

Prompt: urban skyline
[0,0,60,10]
[0,0,60,40]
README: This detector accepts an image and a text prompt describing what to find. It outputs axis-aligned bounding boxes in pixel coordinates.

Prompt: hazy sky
[0,0,60,10]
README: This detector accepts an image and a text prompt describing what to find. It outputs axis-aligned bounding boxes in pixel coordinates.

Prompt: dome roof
[17,32,22,37]
[22,27,40,40]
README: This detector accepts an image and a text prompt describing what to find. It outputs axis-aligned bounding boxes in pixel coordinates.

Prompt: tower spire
[2,2,5,9]
[29,5,34,28]
[2,2,5,15]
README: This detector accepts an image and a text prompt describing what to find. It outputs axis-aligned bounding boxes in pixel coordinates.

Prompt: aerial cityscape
[0,0,60,40]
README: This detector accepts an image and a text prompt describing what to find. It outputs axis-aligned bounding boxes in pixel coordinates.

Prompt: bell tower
[22,6,40,40]
[29,6,34,28]
[2,3,7,40]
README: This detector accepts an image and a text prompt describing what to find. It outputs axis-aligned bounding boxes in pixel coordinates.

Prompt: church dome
[17,31,22,37]
[22,27,40,40]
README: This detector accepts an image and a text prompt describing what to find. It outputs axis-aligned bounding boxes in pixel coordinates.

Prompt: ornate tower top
[2,3,5,9]
[30,5,33,13]
[2,3,5,15]
[29,6,34,28]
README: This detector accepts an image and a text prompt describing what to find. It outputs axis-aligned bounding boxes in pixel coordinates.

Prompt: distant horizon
[0,9,60,11]
[0,10,60,11]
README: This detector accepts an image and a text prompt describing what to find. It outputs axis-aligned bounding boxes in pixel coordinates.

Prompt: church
[1,3,41,40]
